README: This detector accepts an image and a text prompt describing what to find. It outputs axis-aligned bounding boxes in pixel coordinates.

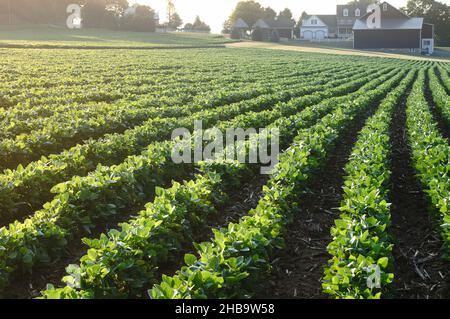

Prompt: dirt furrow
[258,98,384,299]
[389,83,449,299]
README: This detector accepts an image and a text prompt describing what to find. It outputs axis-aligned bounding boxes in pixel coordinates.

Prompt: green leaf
[377,257,389,268]
[184,254,197,266]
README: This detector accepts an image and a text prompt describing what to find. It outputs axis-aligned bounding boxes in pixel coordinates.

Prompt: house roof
[302,14,337,27]
[354,2,424,30]
[359,1,410,20]
[353,17,424,30]
[254,18,295,29]
[233,18,249,29]
[316,15,337,27]
[337,5,368,18]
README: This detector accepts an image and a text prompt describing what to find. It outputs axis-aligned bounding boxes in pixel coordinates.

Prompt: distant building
[336,4,368,38]
[252,18,295,40]
[300,15,337,40]
[353,2,434,54]
[297,1,434,54]
[232,18,249,38]
[300,5,368,40]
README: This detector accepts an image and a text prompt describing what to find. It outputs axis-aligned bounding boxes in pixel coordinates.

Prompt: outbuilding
[253,18,295,40]
[232,18,249,39]
[300,15,337,40]
[353,2,434,54]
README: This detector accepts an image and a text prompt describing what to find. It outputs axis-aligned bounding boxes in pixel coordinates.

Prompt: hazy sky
[130,0,450,33]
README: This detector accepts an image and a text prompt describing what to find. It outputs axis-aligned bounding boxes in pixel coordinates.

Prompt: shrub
[120,5,156,32]
[230,28,242,39]
[251,28,263,41]
[269,30,280,42]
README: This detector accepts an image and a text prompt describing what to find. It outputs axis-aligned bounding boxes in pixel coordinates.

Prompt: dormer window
[355,9,361,17]
[343,9,349,17]
[311,19,318,25]
[383,3,388,11]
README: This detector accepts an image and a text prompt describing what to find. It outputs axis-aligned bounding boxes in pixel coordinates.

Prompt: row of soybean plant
[0,67,402,294]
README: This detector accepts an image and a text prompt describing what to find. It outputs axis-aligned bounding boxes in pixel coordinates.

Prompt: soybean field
[0,48,448,299]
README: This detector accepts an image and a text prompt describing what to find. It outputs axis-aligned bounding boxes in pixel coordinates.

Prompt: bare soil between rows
[259,76,449,299]
[156,172,270,285]
[5,71,450,299]
[257,94,384,299]
[4,174,187,299]
[388,76,449,299]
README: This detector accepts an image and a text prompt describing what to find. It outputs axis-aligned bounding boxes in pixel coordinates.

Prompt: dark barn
[353,2,434,54]
[354,29,421,49]
[252,18,295,41]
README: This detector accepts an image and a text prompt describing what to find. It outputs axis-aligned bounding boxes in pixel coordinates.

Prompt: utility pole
[167,0,175,25]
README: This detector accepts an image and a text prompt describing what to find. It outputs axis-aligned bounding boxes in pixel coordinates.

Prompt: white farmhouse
[300,15,337,40]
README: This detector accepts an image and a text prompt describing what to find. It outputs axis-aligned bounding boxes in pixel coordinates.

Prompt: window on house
[311,19,317,25]
[383,3,388,11]
[355,9,360,17]
[343,9,349,17]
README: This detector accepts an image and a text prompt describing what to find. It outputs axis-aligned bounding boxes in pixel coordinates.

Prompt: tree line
[403,0,450,45]
[223,1,295,34]
[0,0,211,33]
[224,0,450,45]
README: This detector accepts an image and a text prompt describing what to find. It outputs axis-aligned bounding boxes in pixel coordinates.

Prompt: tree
[106,0,129,18]
[230,28,242,39]
[403,0,450,45]
[168,12,183,29]
[278,8,293,20]
[167,2,183,30]
[226,1,280,31]
[192,15,210,32]
[269,29,280,42]
[222,19,232,34]
[294,11,308,38]
[121,4,156,32]
[0,1,8,24]
[346,0,377,5]
[1,0,79,25]
[82,0,111,28]
[0,0,127,27]
[263,7,276,20]
[227,1,264,27]
[251,27,263,41]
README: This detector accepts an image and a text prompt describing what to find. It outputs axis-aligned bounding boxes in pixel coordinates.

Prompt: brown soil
[389,76,450,299]
[201,172,269,241]
[157,172,269,280]
[258,97,382,299]
[4,177,181,299]
[3,243,87,299]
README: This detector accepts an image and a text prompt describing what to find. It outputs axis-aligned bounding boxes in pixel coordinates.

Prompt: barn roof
[318,15,337,27]
[233,18,249,29]
[353,17,424,30]
[358,2,410,20]
[253,18,295,29]
[336,5,368,18]
[303,15,337,27]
